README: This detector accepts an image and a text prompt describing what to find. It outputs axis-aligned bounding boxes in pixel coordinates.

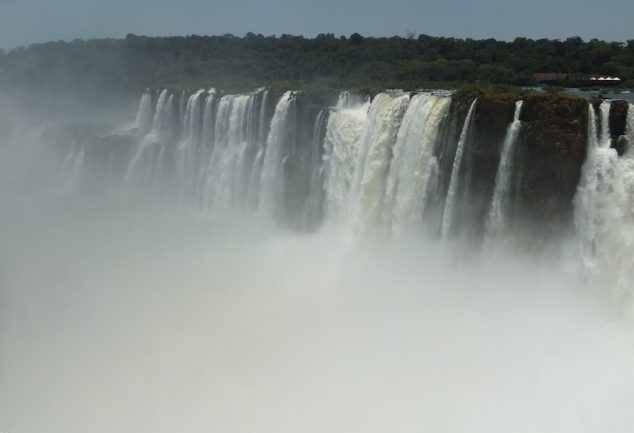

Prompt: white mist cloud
[1,94,634,433]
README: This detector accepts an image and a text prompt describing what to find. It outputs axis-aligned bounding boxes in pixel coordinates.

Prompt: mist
[1,89,634,433]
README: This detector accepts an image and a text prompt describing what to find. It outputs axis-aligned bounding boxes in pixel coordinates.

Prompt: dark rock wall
[514,94,588,237]
[58,89,633,239]
[449,92,589,241]
[462,95,516,238]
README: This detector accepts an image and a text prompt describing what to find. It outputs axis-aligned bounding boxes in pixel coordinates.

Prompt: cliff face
[460,95,517,237]
[516,94,587,235]
[54,88,631,241]
[450,92,588,240]
[602,99,630,155]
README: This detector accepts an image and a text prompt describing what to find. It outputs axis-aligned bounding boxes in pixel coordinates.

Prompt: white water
[245,89,271,208]
[303,109,328,228]
[486,100,524,240]
[59,138,85,193]
[573,102,634,306]
[627,102,634,147]
[2,201,634,433]
[125,89,175,186]
[6,90,634,433]
[441,98,477,239]
[135,92,154,136]
[258,90,294,218]
[599,100,611,148]
[176,89,206,198]
[202,94,252,209]
[323,93,370,221]
[200,88,217,147]
[384,92,451,236]
[348,91,410,234]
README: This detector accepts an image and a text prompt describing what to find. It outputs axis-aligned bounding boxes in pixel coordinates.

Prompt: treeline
[1,33,634,95]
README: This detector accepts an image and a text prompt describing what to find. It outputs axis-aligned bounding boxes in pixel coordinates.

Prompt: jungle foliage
[2,33,634,95]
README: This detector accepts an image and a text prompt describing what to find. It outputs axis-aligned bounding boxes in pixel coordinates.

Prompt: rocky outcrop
[461,94,516,237]
[515,94,587,236]
[448,92,589,240]
[607,100,629,155]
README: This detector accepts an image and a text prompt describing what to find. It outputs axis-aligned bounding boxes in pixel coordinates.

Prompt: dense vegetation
[1,33,634,96]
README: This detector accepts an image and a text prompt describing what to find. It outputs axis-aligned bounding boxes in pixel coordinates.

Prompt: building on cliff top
[535,73,622,87]
[534,73,569,84]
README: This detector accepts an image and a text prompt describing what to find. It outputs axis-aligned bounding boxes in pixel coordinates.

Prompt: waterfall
[337,91,370,109]
[87,86,634,266]
[246,90,272,208]
[202,94,253,209]
[11,82,634,433]
[178,90,189,131]
[486,100,524,240]
[197,89,217,202]
[625,103,634,155]
[323,92,370,221]
[258,91,295,218]
[135,92,154,136]
[574,103,616,268]
[599,100,611,148]
[125,89,175,185]
[302,109,328,228]
[348,91,410,233]
[175,89,206,198]
[60,139,85,192]
[441,98,477,239]
[572,101,634,301]
[383,92,451,235]
[201,88,217,148]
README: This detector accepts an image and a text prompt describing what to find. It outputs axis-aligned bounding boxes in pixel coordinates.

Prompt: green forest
[2,33,634,95]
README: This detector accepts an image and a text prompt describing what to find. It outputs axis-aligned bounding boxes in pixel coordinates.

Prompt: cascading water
[574,102,616,265]
[245,89,272,208]
[118,89,489,236]
[627,102,634,146]
[197,89,217,200]
[441,98,477,239]
[486,100,524,241]
[258,91,295,218]
[9,86,634,433]
[302,109,328,228]
[383,92,451,236]
[201,88,218,149]
[599,100,611,147]
[60,138,85,193]
[323,92,370,221]
[176,89,206,199]
[201,94,252,209]
[86,88,634,272]
[573,102,634,304]
[135,92,154,136]
[337,90,370,109]
[125,89,175,187]
[347,91,410,234]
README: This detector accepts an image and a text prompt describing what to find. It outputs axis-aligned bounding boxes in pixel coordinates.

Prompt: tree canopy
[1,33,633,95]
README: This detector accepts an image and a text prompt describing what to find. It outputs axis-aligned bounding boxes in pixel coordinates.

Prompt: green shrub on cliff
[544,85,565,94]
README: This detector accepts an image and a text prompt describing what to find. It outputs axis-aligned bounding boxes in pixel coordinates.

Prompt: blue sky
[1,0,633,50]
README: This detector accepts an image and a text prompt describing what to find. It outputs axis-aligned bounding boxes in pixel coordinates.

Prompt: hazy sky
[1,0,633,50]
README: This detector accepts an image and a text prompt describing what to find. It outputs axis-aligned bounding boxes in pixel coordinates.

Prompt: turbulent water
[486,100,524,243]
[2,89,634,433]
[441,98,476,239]
[574,100,634,303]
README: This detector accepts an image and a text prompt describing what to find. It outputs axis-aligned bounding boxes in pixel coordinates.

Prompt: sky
[1,0,633,50]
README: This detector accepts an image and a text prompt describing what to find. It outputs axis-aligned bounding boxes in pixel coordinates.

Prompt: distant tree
[599,61,623,77]
[350,33,364,44]
[1,32,634,95]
